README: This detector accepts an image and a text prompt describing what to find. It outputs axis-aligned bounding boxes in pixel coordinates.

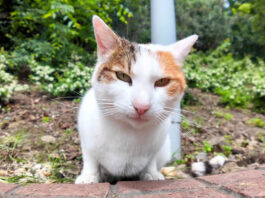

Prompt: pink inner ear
[93,16,119,58]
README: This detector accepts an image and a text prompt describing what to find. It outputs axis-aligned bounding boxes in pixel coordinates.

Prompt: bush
[29,56,94,96]
[0,54,29,109]
[184,40,265,112]
[175,0,232,51]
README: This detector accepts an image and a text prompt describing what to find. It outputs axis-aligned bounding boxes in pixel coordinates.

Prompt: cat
[75,15,198,184]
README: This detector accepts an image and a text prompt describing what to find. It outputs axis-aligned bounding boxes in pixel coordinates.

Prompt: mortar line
[195,177,246,198]
[107,184,119,198]
[4,184,22,198]
[257,167,265,172]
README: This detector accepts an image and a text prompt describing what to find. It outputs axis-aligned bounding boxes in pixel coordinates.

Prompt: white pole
[151,0,176,45]
[151,0,181,160]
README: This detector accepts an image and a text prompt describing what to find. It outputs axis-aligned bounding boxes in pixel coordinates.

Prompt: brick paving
[1,167,265,198]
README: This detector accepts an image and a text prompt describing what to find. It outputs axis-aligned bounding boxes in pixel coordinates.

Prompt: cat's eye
[115,71,132,84]
[155,78,170,87]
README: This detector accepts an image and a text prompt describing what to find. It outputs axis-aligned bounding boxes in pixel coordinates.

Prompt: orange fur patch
[96,39,137,83]
[157,51,186,96]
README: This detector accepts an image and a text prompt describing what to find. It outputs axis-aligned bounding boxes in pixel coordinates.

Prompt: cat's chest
[94,126,159,176]
[99,149,149,176]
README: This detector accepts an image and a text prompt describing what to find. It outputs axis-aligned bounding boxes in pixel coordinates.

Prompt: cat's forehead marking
[132,45,162,78]
[156,51,186,96]
[96,39,138,83]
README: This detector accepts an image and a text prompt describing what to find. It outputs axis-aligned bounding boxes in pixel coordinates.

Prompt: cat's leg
[156,135,171,170]
[75,145,100,184]
[140,158,165,181]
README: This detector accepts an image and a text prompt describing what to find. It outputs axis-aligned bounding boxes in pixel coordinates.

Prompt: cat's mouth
[127,115,149,122]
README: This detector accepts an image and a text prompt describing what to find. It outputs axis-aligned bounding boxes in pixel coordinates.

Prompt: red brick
[135,189,233,198]
[201,169,265,197]
[11,183,110,198]
[118,179,214,194]
[0,183,18,196]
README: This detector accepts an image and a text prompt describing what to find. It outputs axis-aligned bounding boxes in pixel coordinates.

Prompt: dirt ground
[0,88,264,183]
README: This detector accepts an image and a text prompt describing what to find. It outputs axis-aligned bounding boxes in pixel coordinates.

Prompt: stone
[41,135,56,144]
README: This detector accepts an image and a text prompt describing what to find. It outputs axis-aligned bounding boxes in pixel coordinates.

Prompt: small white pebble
[209,155,226,169]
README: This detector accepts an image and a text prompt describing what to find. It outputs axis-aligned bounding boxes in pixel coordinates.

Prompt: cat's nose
[133,103,150,116]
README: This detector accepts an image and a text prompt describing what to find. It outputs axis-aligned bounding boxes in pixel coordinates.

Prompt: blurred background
[0,0,264,184]
[0,0,264,110]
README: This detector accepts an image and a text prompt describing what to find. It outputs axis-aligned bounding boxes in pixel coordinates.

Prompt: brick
[134,189,233,198]
[11,183,110,198]
[118,179,206,194]
[0,183,18,197]
[201,169,265,197]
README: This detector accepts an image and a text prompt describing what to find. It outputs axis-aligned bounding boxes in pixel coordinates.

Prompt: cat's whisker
[49,100,77,109]
[157,109,202,129]
[73,90,84,97]
[50,96,81,101]
[164,106,207,120]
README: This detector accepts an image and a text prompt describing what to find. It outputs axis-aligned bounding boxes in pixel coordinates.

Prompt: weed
[212,111,233,121]
[213,110,224,118]
[73,98,81,104]
[224,113,234,121]
[181,119,190,131]
[65,129,73,135]
[241,140,248,148]
[258,132,265,143]
[247,118,265,128]
[202,141,213,153]
[224,134,232,144]
[222,145,232,156]
[42,116,50,123]
[175,159,186,165]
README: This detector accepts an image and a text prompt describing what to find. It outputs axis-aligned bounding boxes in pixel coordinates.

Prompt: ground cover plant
[184,40,265,112]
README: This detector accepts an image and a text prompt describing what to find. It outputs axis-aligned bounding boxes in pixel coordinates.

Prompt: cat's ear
[168,35,198,66]
[93,15,120,59]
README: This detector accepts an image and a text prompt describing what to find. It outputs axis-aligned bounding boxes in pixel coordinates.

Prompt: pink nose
[133,104,150,116]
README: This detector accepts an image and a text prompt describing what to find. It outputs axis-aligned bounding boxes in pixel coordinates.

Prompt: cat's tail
[191,155,226,177]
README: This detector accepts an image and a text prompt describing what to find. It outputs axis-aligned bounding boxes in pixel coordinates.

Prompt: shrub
[29,57,94,96]
[0,54,29,109]
[184,40,265,112]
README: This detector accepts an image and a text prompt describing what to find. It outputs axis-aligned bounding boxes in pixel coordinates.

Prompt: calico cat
[75,15,198,184]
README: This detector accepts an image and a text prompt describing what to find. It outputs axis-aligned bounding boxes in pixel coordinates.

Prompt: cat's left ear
[168,35,198,66]
[93,15,120,60]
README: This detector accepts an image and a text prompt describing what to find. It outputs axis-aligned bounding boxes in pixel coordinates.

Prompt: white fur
[75,16,197,184]
[191,162,206,177]
[76,48,177,183]
[191,156,226,177]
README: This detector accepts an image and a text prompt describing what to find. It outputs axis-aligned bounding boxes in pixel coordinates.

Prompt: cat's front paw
[75,174,99,184]
[140,171,165,181]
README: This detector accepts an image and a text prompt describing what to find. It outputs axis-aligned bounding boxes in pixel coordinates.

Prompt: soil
[0,88,264,183]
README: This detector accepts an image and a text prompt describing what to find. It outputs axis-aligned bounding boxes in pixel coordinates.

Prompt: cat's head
[91,16,198,128]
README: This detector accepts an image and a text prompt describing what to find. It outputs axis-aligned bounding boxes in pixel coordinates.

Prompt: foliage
[202,141,213,153]
[247,118,265,128]
[228,0,265,58]
[109,0,150,43]
[0,0,132,103]
[222,145,232,156]
[175,0,232,51]
[184,40,265,112]
[0,54,28,109]
[0,0,132,66]
[29,56,94,96]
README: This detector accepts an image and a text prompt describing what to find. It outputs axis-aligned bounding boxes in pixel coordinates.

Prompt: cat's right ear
[93,15,120,60]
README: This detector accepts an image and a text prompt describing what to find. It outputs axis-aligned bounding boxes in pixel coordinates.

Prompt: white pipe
[151,0,181,160]
[151,0,176,45]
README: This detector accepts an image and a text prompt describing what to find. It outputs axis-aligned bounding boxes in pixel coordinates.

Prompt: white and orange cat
[75,16,198,184]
